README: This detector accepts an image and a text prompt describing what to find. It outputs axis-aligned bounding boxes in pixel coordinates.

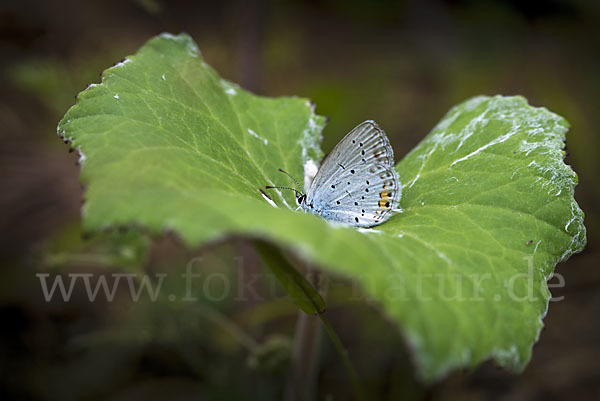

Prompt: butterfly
[263,120,401,227]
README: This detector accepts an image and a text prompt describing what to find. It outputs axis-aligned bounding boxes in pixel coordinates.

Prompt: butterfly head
[265,168,309,209]
[297,193,307,206]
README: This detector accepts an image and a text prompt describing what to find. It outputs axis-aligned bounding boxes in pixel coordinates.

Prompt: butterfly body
[267,120,401,228]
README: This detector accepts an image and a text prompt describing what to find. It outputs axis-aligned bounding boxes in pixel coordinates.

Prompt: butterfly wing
[305,120,401,227]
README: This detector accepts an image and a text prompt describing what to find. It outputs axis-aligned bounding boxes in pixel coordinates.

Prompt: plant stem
[260,244,366,400]
[318,312,367,401]
[285,267,323,401]
[285,266,367,401]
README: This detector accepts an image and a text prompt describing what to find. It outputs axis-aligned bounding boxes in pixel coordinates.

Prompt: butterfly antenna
[265,185,302,198]
[277,168,305,193]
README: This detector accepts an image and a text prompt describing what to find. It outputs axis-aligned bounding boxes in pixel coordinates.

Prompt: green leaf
[58,33,586,381]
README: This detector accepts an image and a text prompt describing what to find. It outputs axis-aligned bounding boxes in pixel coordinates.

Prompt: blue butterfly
[264,121,401,227]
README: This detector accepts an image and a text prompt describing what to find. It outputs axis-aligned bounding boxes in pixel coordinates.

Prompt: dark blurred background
[1,0,599,400]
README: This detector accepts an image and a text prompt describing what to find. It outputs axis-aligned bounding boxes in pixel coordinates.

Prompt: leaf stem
[284,261,367,401]
[286,300,322,401]
[318,311,367,401]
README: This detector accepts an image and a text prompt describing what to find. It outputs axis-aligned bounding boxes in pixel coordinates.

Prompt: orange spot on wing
[379,200,391,208]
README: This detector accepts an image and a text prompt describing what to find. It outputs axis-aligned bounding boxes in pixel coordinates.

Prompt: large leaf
[58,33,586,381]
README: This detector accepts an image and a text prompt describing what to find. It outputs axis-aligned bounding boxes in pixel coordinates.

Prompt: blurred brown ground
[0,0,598,400]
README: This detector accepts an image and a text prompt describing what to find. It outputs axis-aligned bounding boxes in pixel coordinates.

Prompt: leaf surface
[58,33,586,381]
